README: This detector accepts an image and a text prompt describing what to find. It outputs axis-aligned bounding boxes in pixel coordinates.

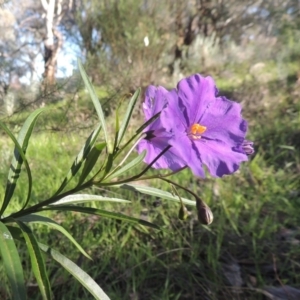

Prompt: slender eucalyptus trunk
[41,0,63,90]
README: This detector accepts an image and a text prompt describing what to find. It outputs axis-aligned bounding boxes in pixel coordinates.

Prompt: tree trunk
[41,0,63,90]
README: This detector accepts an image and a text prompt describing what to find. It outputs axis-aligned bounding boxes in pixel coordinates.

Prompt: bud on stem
[178,205,189,220]
[196,198,213,225]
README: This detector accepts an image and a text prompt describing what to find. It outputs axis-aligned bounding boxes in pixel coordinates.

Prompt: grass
[1,66,300,300]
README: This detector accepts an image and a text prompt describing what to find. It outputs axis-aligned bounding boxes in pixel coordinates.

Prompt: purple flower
[136,85,186,170]
[137,74,254,177]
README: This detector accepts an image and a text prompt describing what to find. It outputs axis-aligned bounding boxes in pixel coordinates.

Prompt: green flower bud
[178,205,189,220]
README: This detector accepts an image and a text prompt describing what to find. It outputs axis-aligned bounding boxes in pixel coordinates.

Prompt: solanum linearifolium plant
[0,59,254,300]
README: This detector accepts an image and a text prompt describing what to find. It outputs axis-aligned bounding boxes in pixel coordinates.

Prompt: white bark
[44,0,55,50]
[42,0,64,88]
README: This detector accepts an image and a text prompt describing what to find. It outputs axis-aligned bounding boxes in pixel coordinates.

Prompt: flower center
[188,123,207,140]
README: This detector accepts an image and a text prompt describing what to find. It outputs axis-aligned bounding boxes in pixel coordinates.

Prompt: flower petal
[136,138,186,170]
[160,89,188,133]
[176,74,218,126]
[143,85,169,123]
[200,97,248,147]
[167,133,206,177]
[138,86,187,171]
[193,139,248,177]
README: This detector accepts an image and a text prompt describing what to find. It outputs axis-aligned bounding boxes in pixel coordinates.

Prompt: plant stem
[3,179,93,221]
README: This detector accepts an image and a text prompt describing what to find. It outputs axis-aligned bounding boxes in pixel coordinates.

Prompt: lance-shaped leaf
[100,152,114,179]
[77,142,106,186]
[5,225,23,241]
[16,221,52,300]
[104,150,146,182]
[115,183,196,206]
[55,124,102,195]
[38,243,110,300]
[78,59,112,153]
[0,122,32,215]
[50,194,131,205]
[41,205,159,229]
[0,222,26,300]
[17,214,91,259]
[0,109,45,214]
[117,88,140,145]
[112,103,121,152]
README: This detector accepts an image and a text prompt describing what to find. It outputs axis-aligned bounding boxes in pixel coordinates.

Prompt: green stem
[117,133,146,167]
[96,167,188,188]
[3,179,94,221]
[94,145,173,186]
[159,177,199,199]
[160,177,209,209]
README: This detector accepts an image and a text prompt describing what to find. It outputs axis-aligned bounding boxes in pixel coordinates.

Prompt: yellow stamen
[189,123,207,140]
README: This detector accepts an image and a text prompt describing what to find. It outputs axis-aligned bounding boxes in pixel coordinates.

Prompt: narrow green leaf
[0,128,29,216]
[0,222,26,300]
[6,225,23,241]
[78,142,106,186]
[112,112,120,156]
[51,194,131,205]
[117,88,140,145]
[17,214,91,260]
[78,59,112,153]
[116,183,196,206]
[41,205,159,229]
[38,243,110,300]
[278,145,295,151]
[55,124,102,195]
[115,107,120,137]
[104,153,114,175]
[104,150,146,182]
[16,221,52,300]
[1,108,46,214]
[94,151,114,183]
